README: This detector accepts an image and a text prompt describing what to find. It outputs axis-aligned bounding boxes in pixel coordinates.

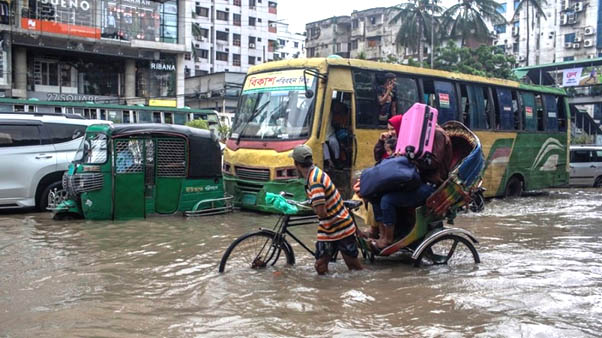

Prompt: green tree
[433,42,517,80]
[389,0,442,65]
[512,0,547,66]
[185,119,209,130]
[441,0,507,46]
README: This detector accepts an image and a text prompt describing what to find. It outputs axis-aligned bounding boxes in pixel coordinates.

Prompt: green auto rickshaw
[51,124,231,220]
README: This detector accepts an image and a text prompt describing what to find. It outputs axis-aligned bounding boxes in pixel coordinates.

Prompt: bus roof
[248,58,566,96]
[0,98,219,113]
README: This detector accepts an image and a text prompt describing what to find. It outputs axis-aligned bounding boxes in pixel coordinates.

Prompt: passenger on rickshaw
[359,124,453,250]
[373,114,402,162]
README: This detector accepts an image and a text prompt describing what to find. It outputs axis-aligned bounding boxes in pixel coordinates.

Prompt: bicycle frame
[267,214,320,258]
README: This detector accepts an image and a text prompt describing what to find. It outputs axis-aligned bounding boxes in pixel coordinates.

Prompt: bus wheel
[505,176,523,198]
[594,176,602,188]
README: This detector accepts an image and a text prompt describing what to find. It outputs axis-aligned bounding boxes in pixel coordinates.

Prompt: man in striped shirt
[290,145,363,275]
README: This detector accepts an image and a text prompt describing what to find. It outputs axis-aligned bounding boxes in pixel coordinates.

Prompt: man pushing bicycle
[290,145,363,275]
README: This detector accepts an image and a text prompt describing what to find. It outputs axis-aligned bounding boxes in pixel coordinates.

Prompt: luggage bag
[395,103,438,163]
[359,156,420,200]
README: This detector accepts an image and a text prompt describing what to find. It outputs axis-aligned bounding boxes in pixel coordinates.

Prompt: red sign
[21,18,101,39]
[525,106,533,117]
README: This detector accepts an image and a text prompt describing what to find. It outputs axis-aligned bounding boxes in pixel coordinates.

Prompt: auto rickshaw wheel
[594,176,602,188]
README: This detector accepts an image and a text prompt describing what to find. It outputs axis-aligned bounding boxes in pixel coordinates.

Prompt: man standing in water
[290,145,363,275]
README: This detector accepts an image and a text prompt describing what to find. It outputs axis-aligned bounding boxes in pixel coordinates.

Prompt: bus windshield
[231,69,316,140]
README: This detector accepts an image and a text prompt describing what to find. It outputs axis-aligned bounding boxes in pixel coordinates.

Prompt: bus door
[113,138,146,219]
[323,89,355,199]
[154,137,187,213]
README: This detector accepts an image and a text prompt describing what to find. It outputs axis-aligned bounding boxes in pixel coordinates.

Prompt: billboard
[22,0,101,39]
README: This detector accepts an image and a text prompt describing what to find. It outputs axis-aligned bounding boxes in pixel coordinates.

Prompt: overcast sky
[278,0,403,33]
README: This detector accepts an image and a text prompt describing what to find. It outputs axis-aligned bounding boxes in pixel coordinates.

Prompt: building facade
[184,71,244,114]
[0,0,190,107]
[305,16,351,58]
[187,0,279,76]
[274,22,305,60]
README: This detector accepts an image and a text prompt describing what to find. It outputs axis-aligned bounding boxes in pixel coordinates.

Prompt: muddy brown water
[1,188,602,337]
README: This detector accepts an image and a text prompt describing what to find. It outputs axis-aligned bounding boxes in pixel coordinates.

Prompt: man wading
[290,145,363,275]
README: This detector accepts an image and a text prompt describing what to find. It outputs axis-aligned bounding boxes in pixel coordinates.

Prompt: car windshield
[74,133,108,164]
[231,69,316,140]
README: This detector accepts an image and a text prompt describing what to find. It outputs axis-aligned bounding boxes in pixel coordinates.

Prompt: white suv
[0,114,110,210]
[569,145,602,188]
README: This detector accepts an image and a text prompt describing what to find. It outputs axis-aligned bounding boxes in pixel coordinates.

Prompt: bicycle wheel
[218,230,295,273]
[414,234,480,267]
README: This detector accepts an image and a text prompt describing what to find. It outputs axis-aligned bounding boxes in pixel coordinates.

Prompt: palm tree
[389,0,442,65]
[513,0,547,66]
[442,0,507,47]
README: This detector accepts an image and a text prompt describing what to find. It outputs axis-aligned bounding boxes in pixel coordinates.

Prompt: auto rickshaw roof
[109,124,217,141]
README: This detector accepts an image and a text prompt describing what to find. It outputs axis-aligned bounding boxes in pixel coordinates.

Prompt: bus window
[459,84,489,129]
[543,95,558,131]
[100,109,107,120]
[511,90,522,130]
[153,112,162,123]
[55,107,63,114]
[520,92,537,131]
[84,108,96,119]
[164,112,173,124]
[352,69,417,129]
[123,111,131,123]
[535,94,546,131]
[494,87,514,130]
[557,97,567,131]
[423,79,458,123]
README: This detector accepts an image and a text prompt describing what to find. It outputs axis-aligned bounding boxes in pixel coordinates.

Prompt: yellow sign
[149,99,177,107]
[243,69,313,93]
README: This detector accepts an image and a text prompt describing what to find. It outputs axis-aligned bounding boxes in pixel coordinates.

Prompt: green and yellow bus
[223,58,570,212]
[0,98,220,130]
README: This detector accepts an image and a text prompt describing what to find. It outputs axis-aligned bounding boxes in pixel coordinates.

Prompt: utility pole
[431,0,434,68]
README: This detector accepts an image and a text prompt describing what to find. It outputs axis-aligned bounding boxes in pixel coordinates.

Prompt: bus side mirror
[305,89,314,99]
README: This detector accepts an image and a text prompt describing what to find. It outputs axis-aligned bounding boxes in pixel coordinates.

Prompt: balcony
[268,26,277,33]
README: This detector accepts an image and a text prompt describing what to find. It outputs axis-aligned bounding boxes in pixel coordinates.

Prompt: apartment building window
[350,39,358,50]
[564,56,575,61]
[248,56,256,65]
[233,0,241,6]
[249,36,256,48]
[198,27,209,39]
[494,24,506,34]
[233,33,241,46]
[233,13,241,26]
[249,16,256,26]
[199,49,209,59]
[249,0,256,8]
[294,41,299,48]
[268,1,277,14]
[367,36,381,48]
[233,54,241,66]
[352,19,359,29]
[196,6,209,17]
[37,60,59,86]
[565,33,576,43]
[278,39,286,46]
[216,10,228,21]
[514,0,520,9]
[216,31,229,42]
[307,47,315,57]
[497,3,506,14]
[216,52,229,62]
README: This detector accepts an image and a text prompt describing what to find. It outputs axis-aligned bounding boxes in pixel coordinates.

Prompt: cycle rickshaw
[219,121,484,272]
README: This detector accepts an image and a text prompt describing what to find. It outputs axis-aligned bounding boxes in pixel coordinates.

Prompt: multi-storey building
[305,16,351,58]
[493,0,602,65]
[274,22,305,59]
[0,0,190,107]
[187,0,279,76]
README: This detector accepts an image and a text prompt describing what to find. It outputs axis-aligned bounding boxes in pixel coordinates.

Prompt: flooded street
[1,188,602,337]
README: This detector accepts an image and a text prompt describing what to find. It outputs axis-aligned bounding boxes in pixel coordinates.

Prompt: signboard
[22,0,100,39]
[525,106,533,118]
[149,99,177,107]
[562,67,583,87]
[22,18,101,39]
[438,93,450,108]
[242,69,313,94]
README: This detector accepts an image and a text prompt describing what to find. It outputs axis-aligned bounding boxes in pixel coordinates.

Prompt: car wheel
[38,181,63,211]
[594,176,602,188]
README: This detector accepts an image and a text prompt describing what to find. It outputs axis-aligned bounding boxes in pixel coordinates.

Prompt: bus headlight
[275,167,298,179]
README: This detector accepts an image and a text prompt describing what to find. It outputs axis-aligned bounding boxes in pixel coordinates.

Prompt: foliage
[441,0,507,45]
[218,123,232,141]
[572,134,593,144]
[185,119,209,130]
[356,51,367,60]
[512,0,548,66]
[433,42,517,80]
[389,0,442,64]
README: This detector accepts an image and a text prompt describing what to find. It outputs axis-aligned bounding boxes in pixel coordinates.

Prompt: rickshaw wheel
[414,235,480,267]
[219,231,295,273]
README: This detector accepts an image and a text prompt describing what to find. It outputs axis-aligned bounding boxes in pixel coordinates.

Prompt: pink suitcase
[395,103,438,162]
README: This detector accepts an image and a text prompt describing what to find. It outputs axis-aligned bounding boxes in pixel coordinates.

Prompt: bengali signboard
[562,67,583,87]
[242,69,314,94]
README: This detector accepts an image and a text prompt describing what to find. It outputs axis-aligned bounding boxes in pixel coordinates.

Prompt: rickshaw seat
[344,200,363,211]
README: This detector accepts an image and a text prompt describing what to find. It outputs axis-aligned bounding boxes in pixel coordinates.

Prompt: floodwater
[1,189,602,337]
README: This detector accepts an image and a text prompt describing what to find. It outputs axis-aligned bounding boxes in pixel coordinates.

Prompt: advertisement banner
[243,69,313,94]
[562,67,583,87]
[22,0,99,39]
[22,18,100,39]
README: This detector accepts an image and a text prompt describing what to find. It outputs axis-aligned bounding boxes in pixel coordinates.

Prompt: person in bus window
[377,73,398,123]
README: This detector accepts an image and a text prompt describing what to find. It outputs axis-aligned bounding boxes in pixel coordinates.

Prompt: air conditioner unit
[225,28,230,31]
[568,14,577,24]
[249,43,256,48]
[585,27,595,35]
[565,42,573,48]
[575,36,583,43]
[573,42,581,48]
[584,39,593,47]
[575,2,584,11]
[560,14,568,25]
[512,27,519,36]
[225,48,230,52]
[225,7,229,11]
[562,0,570,10]
[518,55,526,61]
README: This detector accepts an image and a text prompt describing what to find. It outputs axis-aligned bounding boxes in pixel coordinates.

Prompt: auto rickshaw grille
[64,173,104,195]
[156,138,187,177]
[235,166,270,181]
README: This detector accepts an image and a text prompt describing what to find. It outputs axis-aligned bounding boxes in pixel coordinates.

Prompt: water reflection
[0,188,601,337]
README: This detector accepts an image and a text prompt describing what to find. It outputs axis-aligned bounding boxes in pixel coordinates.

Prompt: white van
[0,114,110,210]
[569,145,602,187]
